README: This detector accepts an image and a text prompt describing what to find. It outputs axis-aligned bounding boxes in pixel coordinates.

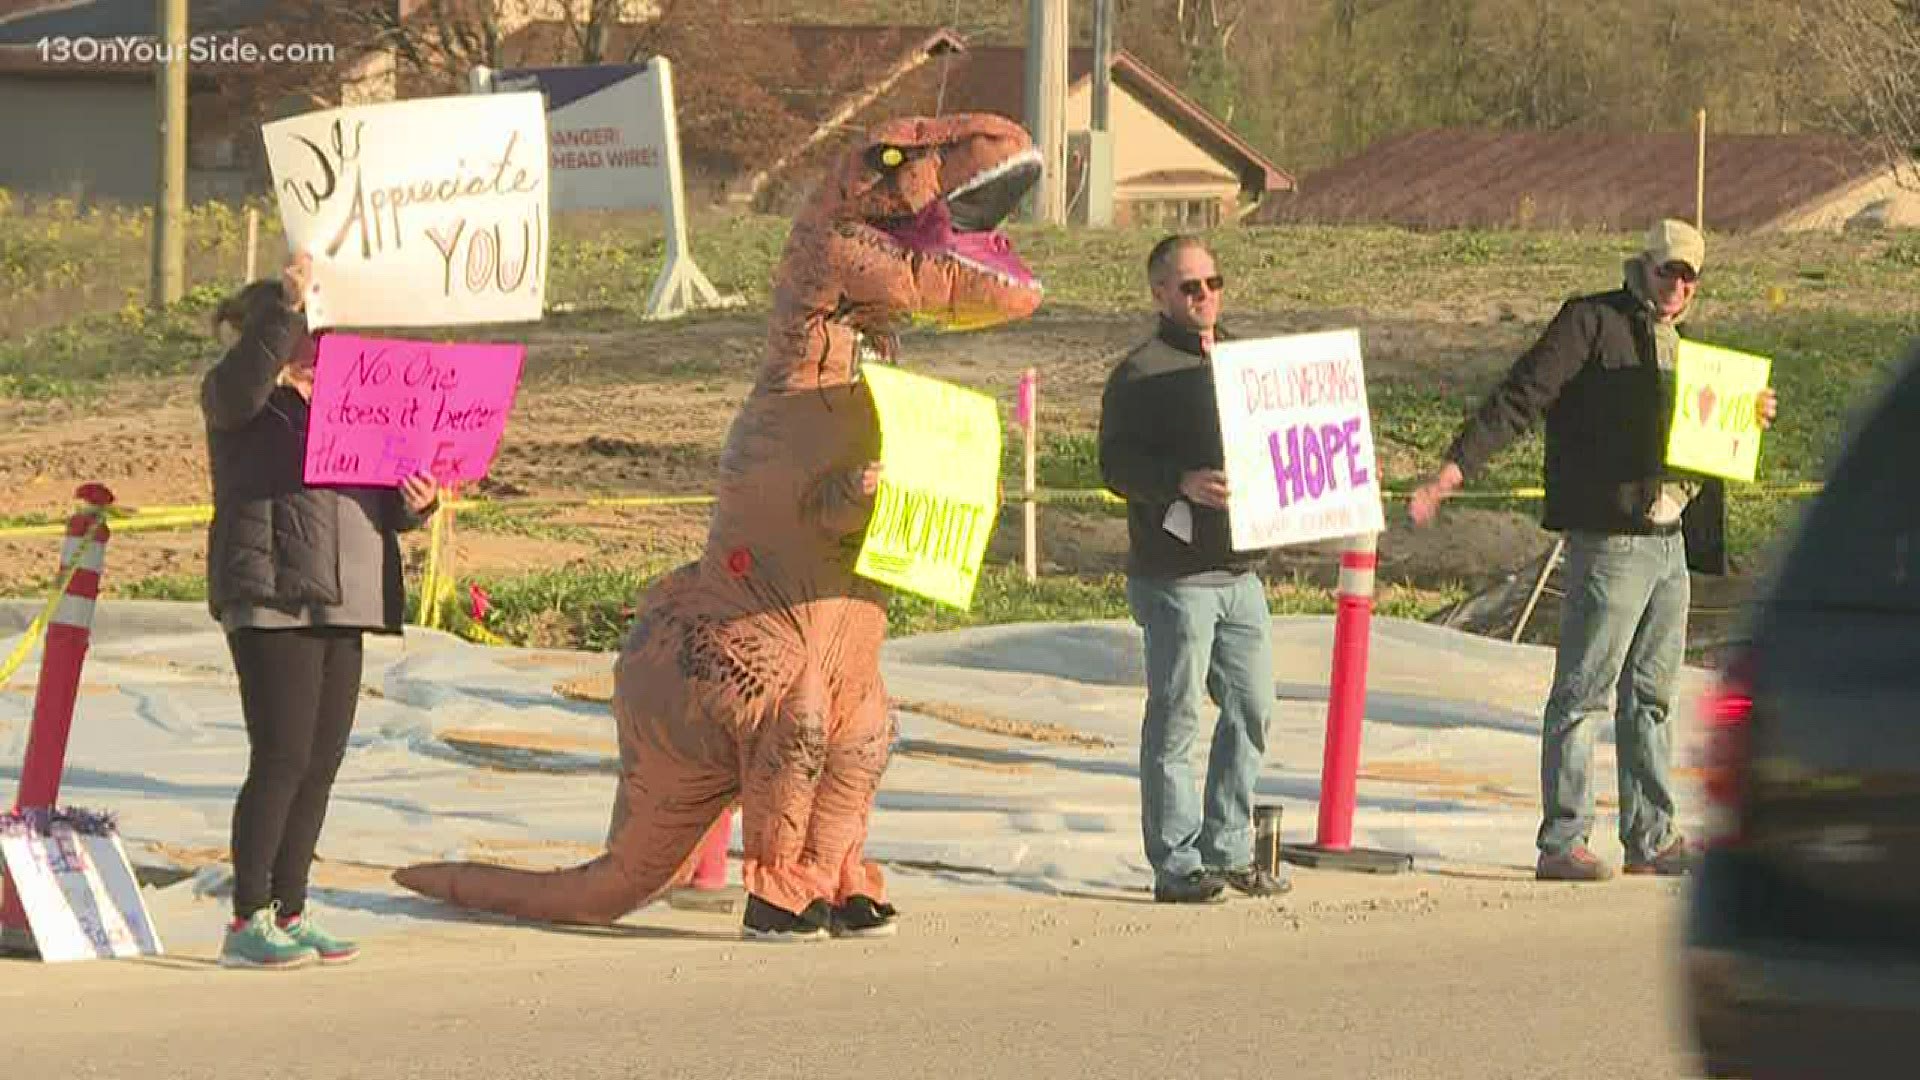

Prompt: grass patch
[120,573,209,601]
[455,501,596,544]
[0,510,62,530]
[103,562,1464,654]
[450,564,663,651]
[12,204,1920,400]
[1692,310,1920,556]
[886,565,1463,639]
[1002,431,1108,489]
[468,563,1462,651]
[0,283,229,400]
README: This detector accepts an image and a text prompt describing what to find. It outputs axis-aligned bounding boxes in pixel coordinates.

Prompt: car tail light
[1700,650,1755,848]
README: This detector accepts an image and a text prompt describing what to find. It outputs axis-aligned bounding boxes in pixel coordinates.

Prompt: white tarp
[0,601,1713,950]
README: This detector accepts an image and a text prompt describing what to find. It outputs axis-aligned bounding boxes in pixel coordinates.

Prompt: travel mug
[1253,803,1283,876]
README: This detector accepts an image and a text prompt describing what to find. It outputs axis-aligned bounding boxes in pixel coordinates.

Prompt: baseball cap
[1644,218,1705,275]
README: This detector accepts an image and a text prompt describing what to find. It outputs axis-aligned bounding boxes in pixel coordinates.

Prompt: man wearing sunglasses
[1098,235,1289,905]
[1409,218,1778,883]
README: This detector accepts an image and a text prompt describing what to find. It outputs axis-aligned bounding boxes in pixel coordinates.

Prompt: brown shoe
[1536,846,1615,881]
[1625,837,1698,877]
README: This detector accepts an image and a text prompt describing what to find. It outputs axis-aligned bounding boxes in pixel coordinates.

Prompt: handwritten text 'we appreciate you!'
[277,117,545,302]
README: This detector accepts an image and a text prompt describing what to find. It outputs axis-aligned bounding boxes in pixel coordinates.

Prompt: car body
[1684,345,1920,1078]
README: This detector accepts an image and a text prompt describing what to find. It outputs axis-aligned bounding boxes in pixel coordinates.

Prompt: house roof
[736,31,1291,200]
[1253,127,1893,232]
[493,20,1291,202]
[0,0,280,43]
[1130,169,1239,186]
[499,22,966,128]
[0,1,72,19]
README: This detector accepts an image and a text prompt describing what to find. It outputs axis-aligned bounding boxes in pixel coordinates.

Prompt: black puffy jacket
[1444,285,1728,575]
[199,290,432,629]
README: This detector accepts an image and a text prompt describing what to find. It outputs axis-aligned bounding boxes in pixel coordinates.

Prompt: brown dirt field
[0,307,1555,601]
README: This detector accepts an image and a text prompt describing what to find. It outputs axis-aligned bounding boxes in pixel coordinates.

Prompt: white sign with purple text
[0,811,164,963]
[1210,329,1385,551]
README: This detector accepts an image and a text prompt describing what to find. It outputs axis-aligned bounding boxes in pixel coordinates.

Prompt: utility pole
[1023,0,1067,224]
[1091,0,1112,132]
[1695,107,1707,232]
[152,0,187,308]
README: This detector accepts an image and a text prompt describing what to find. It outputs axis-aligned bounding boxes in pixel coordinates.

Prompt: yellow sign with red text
[1666,341,1772,482]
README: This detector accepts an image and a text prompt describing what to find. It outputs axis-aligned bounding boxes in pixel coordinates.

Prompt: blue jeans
[1538,531,1689,862]
[1126,572,1274,883]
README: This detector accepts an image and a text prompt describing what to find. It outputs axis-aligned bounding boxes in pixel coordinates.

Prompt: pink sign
[303,334,525,487]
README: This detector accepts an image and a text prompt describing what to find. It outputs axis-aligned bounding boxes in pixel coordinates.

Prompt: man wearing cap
[1408,219,1778,882]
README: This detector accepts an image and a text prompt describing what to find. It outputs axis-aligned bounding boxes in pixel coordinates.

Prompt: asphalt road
[7,870,1704,1080]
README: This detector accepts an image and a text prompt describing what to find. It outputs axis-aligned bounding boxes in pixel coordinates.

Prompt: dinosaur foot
[740,895,834,942]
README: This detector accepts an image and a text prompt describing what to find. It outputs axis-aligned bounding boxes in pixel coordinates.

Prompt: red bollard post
[689,806,731,890]
[1,485,114,948]
[1281,532,1413,874]
[1316,538,1375,850]
[668,806,743,914]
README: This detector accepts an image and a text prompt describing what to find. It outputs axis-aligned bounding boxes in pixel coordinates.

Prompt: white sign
[1,815,163,963]
[262,92,551,329]
[489,63,673,212]
[476,57,729,320]
[1210,329,1386,550]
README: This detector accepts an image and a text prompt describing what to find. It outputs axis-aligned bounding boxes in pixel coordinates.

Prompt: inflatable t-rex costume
[394,114,1043,938]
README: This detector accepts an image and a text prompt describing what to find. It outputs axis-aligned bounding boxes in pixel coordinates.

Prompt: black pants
[226,627,365,920]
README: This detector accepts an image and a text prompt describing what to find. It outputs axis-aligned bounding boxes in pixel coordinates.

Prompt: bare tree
[1801,0,1920,188]
[532,0,637,64]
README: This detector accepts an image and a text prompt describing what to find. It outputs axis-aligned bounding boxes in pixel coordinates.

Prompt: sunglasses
[1177,275,1225,299]
[1655,262,1699,284]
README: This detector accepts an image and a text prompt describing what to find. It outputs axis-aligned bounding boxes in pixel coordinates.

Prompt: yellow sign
[1666,340,1772,482]
[855,365,1002,609]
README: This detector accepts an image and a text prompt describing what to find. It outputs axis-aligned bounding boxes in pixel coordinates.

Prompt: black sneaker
[1153,869,1227,904]
[1217,865,1292,898]
[741,895,832,942]
[830,895,898,939]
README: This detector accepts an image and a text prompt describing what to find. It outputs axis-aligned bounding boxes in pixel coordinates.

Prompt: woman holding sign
[201,253,440,969]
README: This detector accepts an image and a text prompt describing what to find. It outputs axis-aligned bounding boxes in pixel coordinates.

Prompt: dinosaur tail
[393,854,650,927]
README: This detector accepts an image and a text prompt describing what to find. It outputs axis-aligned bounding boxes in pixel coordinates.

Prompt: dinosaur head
[795,113,1044,335]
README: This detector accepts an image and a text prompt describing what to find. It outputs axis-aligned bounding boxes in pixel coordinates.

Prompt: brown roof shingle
[486,21,1295,208]
[1254,127,1892,232]
[746,36,1291,205]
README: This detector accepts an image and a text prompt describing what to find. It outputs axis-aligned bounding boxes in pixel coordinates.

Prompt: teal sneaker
[278,910,359,964]
[220,906,319,970]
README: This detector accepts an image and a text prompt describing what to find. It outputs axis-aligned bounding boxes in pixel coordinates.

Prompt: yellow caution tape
[0,561,80,690]
[0,482,1832,541]
[0,524,103,690]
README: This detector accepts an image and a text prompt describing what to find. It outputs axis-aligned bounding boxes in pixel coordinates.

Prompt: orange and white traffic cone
[1,484,114,952]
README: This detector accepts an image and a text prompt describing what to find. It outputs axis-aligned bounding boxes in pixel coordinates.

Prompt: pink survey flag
[303,333,525,488]
[1015,368,1036,428]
